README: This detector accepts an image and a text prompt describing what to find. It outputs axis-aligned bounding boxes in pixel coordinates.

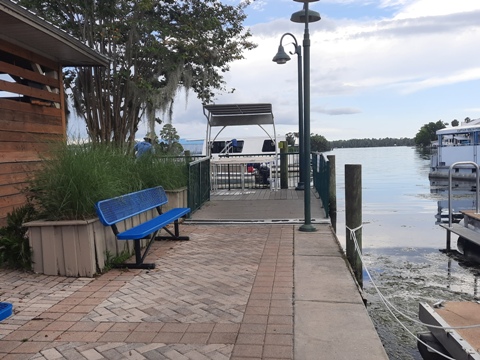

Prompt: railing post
[280,141,288,189]
[345,164,363,288]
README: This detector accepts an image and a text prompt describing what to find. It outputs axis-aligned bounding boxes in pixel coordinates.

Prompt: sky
[72,0,480,142]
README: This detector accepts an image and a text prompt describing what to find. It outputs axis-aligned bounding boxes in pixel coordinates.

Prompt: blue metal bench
[95,186,190,269]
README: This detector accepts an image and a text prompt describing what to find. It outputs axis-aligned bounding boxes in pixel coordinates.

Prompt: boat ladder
[439,161,480,250]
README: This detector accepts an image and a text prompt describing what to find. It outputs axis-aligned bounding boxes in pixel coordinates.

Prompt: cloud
[313,106,362,115]
[165,0,480,141]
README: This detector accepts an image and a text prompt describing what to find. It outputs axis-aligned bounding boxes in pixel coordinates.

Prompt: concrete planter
[24,188,187,277]
[164,187,188,211]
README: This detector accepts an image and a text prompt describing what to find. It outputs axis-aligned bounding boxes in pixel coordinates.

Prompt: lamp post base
[299,223,316,232]
[295,182,305,190]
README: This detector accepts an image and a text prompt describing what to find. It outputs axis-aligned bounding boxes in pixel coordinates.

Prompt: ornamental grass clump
[27,142,188,221]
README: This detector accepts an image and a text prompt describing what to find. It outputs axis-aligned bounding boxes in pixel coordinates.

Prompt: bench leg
[155,219,189,241]
[117,235,158,269]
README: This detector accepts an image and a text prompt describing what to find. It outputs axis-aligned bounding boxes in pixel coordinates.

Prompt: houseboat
[429,119,480,181]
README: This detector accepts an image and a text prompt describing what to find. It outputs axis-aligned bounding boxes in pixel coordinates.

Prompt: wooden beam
[0,38,57,71]
[0,60,59,88]
[0,79,61,103]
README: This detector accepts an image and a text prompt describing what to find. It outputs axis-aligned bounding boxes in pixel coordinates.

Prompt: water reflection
[430,179,477,224]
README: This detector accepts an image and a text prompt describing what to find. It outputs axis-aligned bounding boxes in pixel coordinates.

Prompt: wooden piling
[345,164,363,288]
[328,155,337,232]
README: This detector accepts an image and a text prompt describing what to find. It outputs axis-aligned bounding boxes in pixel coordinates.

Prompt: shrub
[0,204,36,270]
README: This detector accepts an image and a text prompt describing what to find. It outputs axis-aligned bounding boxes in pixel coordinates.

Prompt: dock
[419,302,480,360]
[0,188,388,359]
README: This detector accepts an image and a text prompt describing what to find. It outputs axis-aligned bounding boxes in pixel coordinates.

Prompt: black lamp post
[272,33,305,191]
[291,0,320,232]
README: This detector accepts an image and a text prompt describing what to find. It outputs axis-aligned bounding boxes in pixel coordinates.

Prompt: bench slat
[117,208,190,240]
[95,186,168,226]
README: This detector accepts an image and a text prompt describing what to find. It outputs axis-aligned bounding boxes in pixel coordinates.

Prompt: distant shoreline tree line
[286,132,414,152]
[329,137,414,149]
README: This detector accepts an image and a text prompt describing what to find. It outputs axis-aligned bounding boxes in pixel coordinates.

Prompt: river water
[326,146,480,360]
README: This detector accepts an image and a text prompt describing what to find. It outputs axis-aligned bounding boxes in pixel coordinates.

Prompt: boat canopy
[203,103,277,158]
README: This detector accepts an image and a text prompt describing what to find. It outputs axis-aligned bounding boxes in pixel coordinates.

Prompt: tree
[19,0,256,145]
[285,132,297,147]
[310,134,330,152]
[451,119,459,127]
[158,124,183,154]
[414,120,447,147]
[465,117,472,123]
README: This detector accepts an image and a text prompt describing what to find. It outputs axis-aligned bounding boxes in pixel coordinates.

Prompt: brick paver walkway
[0,224,294,360]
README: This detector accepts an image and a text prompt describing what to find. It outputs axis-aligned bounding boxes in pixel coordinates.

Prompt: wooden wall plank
[0,79,61,103]
[0,98,62,117]
[0,38,58,71]
[0,191,26,205]
[0,141,56,154]
[0,118,63,135]
[0,107,62,126]
[0,151,42,163]
[0,61,60,88]
[0,162,43,175]
[0,130,61,143]
[0,173,30,189]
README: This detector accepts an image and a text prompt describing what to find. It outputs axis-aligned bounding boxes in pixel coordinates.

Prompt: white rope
[346,225,459,360]
[347,225,480,329]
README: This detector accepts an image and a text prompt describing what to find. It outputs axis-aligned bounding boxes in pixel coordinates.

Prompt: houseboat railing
[448,161,480,227]
[212,152,300,190]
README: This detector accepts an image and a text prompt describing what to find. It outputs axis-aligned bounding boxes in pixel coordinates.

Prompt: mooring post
[345,164,363,288]
[328,155,337,232]
[446,231,451,251]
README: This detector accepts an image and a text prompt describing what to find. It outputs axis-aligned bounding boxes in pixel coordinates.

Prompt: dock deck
[0,188,388,359]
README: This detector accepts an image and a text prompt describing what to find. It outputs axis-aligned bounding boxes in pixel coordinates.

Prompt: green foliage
[27,142,188,221]
[414,121,447,147]
[285,132,297,147]
[103,250,133,272]
[157,124,184,155]
[0,204,36,270]
[18,0,256,144]
[310,134,331,152]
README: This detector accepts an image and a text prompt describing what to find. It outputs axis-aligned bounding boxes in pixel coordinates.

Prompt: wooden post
[345,164,363,288]
[327,155,337,232]
[279,141,288,189]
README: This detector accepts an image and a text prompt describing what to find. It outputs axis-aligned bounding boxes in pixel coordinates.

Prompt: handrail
[448,161,480,227]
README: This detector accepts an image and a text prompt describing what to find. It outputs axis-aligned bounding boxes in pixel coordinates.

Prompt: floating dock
[419,301,480,360]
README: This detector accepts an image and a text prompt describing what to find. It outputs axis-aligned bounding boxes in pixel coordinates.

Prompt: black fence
[187,157,210,215]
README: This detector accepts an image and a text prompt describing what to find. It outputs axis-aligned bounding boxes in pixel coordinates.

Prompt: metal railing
[211,152,300,190]
[187,157,211,215]
[447,161,479,227]
[312,152,330,217]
